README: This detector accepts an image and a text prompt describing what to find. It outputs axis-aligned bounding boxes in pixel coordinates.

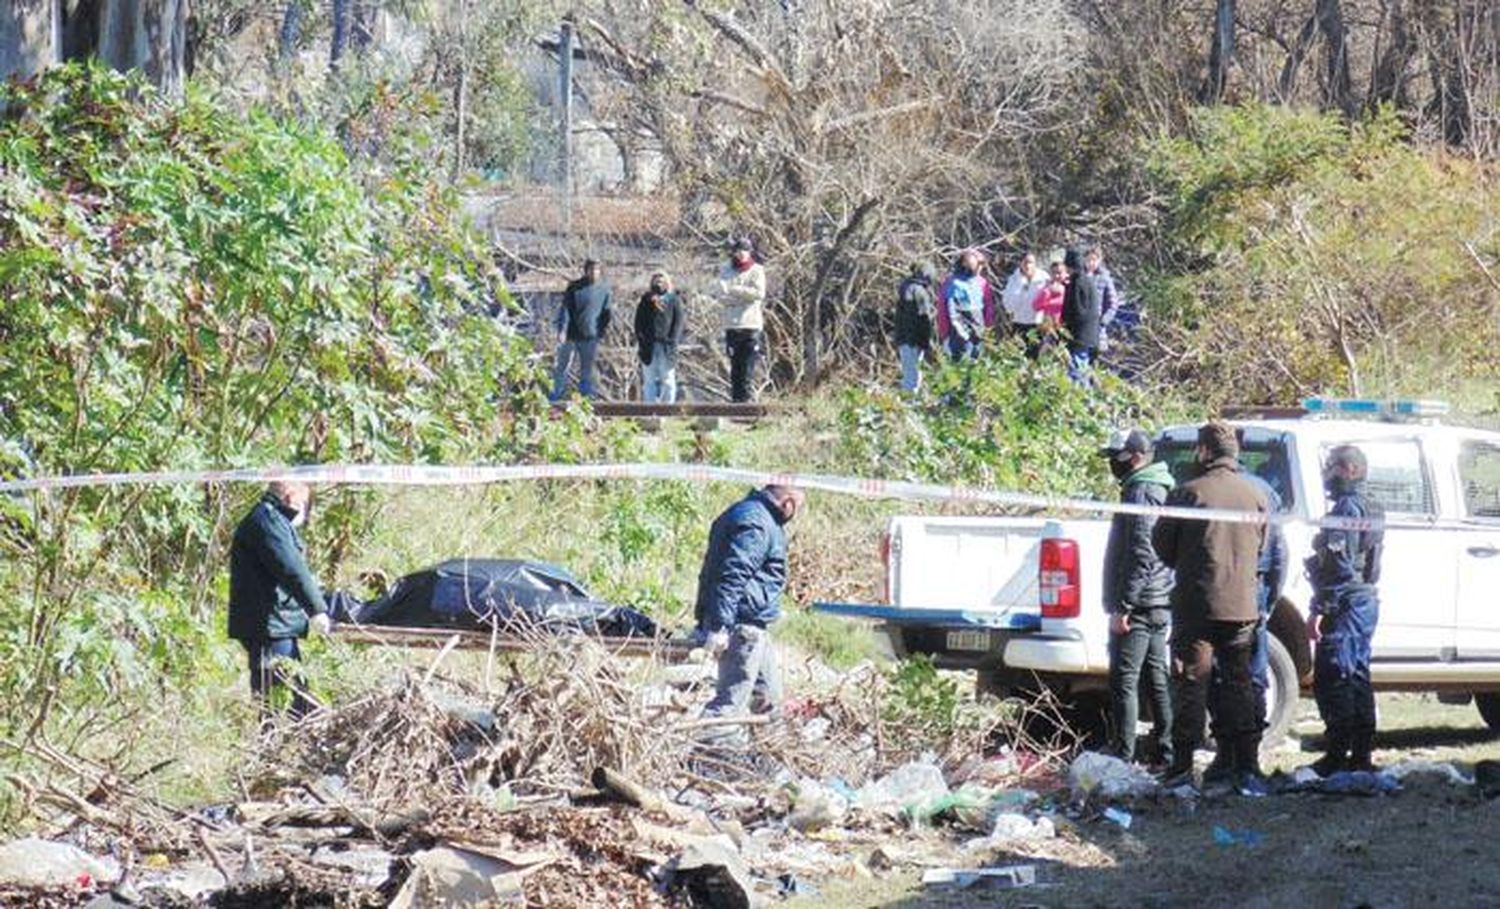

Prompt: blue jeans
[641,343,677,403]
[898,345,924,392]
[551,339,600,400]
[1067,344,1095,385]
[946,333,980,362]
[243,637,314,718]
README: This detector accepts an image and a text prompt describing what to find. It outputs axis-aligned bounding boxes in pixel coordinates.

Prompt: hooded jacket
[693,490,788,633]
[228,494,328,641]
[717,260,767,331]
[935,270,997,342]
[1152,457,1268,624]
[894,266,938,348]
[1102,460,1176,613]
[1002,266,1051,326]
[1061,248,1102,350]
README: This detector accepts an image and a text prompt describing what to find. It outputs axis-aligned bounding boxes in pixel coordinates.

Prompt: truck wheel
[1476,694,1500,732]
[1262,634,1299,751]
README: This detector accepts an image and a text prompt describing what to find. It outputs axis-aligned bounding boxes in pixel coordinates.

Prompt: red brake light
[1039,538,1080,618]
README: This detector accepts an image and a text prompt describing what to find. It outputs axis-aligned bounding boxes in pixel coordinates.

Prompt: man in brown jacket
[1152,422,1269,792]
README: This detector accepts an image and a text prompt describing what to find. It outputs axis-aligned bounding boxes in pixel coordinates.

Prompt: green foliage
[1140,103,1500,403]
[839,342,1179,498]
[882,655,961,739]
[0,64,572,756]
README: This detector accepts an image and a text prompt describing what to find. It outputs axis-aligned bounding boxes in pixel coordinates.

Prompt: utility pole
[558,18,574,240]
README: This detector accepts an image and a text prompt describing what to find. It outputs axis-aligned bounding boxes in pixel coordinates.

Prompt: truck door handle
[1469,545,1500,558]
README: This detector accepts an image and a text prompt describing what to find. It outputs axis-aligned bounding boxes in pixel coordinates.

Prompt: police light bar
[1301,397,1450,418]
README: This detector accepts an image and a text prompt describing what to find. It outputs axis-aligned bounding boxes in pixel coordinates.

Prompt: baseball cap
[1100,428,1153,461]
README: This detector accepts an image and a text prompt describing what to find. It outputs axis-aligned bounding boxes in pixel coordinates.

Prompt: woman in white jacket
[717,237,767,402]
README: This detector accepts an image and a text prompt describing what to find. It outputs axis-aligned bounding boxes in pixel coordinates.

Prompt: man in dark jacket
[1061,247,1101,385]
[228,481,330,717]
[894,262,937,392]
[551,260,613,401]
[694,485,805,733]
[1100,429,1176,767]
[1152,422,1268,791]
[633,271,685,403]
[1206,451,1289,782]
[1305,445,1385,775]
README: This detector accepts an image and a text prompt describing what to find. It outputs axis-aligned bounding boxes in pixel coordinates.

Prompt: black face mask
[1324,471,1360,497]
[1109,458,1134,481]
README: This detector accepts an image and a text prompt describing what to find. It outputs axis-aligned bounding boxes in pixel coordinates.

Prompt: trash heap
[7,632,1494,907]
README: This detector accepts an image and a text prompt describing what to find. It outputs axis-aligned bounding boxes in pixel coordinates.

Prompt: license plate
[946,630,993,652]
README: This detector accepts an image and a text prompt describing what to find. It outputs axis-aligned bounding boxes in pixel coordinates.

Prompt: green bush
[0,64,579,755]
[1140,103,1500,404]
[838,341,1183,498]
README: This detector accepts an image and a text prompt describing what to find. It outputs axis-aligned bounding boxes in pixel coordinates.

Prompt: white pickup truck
[817,401,1500,745]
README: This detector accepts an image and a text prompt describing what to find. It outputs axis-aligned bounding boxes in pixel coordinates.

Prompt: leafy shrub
[0,65,578,749]
[1140,103,1500,404]
[838,341,1181,499]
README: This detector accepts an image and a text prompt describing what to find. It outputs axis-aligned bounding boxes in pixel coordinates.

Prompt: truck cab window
[1330,439,1435,516]
[1154,437,1296,512]
[1458,442,1500,519]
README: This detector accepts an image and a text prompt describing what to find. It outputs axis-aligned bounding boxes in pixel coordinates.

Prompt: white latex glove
[707,630,730,656]
[309,612,333,637]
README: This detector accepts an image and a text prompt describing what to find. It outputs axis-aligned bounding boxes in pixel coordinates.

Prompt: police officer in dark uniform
[1305,445,1385,775]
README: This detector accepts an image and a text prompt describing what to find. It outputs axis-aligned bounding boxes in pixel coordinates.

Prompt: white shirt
[1001,267,1051,326]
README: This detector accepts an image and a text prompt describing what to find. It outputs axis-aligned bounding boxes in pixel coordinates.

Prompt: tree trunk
[1370,0,1415,106]
[277,1,300,71]
[1201,0,1237,103]
[329,0,349,71]
[1278,13,1320,101]
[1316,0,1355,115]
[72,0,187,96]
[1418,0,1473,147]
[0,0,61,81]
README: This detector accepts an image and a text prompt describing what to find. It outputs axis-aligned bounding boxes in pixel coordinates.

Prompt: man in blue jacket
[694,485,805,730]
[228,481,331,717]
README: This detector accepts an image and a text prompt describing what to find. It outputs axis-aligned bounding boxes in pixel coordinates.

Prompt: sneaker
[1235,772,1270,798]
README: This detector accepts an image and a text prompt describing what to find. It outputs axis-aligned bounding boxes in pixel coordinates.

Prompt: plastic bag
[856,760,949,818]
[1068,751,1159,800]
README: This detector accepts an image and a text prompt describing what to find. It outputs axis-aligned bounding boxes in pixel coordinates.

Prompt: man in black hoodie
[634,271,685,403]
[551,260,613,401]
[1061,247,1101,386]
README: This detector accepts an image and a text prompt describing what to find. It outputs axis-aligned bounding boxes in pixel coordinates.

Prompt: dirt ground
[789,693,1500,909]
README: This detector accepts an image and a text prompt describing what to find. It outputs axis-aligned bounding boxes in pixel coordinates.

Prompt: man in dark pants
[228,481,331,718]
[1205,465,1288,782]
[1060,247,1101,385]
[694,485,805,742]
[551,260,613,401]
[1305,445,1385,775]
[1100,429,1175,767]
[716,238,767,403]
[1152,422,1268,792]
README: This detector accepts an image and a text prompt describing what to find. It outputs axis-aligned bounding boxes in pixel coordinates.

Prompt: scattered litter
[1102,807,1134,830]
[1212,826,1265,847]
[922,865,1037,891]
[987,813,1056,843]
[1288,771,1401,797]
[0,838,119,889]
[1068,751,1159,800]
[776,873,818,897]
[786,780,849,832]
[665,839,757,909]
[856,759,949,818]
[389,844,535,908]
[1384,761,1474,787]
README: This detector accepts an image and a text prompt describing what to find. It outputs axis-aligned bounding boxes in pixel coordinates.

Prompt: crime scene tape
[2,461,1493,535]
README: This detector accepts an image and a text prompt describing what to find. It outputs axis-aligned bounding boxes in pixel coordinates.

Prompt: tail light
[1039,538,1080,618]
[879,531,892,603]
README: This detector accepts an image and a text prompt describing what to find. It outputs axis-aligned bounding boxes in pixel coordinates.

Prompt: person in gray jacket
[1100,429,1175,766]
[551,260,613,401]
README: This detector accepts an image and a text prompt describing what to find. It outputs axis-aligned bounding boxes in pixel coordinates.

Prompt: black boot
[1346,727,1378,773]
[1202,743,1233,785]
[1308,729,1348,777]
[1233,735,1268,795]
